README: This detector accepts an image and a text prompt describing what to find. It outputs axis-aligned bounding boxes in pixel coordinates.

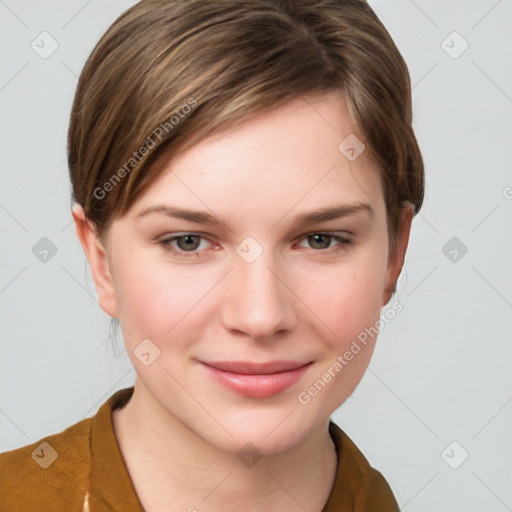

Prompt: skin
[73,90,413,511]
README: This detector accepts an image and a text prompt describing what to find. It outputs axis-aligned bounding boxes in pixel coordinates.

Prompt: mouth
[200,360,313,398]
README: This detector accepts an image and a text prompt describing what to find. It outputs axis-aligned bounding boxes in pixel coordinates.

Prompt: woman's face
[95,91,408,454]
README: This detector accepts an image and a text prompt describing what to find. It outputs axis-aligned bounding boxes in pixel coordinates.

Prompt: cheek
[293,253,388,413]
[111,250,217,344]
[290,252,385,372]
[296,250,386,344]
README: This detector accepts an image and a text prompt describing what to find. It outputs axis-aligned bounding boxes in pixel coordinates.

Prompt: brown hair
[68,0,424,261]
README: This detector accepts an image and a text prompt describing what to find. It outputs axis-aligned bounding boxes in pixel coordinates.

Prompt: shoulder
[0,415,92,511]
[327,421,400,511]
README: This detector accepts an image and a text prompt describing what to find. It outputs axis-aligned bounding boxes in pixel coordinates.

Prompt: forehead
[127,91,385,226]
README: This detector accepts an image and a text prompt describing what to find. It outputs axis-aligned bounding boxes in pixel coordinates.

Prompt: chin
[196,411,318,457]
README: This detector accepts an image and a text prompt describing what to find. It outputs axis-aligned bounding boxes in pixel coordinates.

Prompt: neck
[113,379,338,512]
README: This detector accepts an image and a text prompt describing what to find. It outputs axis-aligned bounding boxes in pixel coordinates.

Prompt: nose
[219,249,298,340]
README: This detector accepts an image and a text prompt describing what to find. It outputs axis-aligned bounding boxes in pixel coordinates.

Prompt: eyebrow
[136,202,373,225]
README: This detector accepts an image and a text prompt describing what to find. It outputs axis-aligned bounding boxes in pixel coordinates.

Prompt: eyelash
[157,232,352,258]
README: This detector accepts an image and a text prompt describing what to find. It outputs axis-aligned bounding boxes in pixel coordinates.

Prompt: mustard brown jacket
[0,387,399,511]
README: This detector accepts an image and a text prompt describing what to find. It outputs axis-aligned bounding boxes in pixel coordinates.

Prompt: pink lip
[201,360,313,398]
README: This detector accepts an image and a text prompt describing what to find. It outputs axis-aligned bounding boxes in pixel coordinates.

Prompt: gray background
[1,1,511,510]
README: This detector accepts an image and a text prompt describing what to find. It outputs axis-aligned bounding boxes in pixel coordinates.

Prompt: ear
[382,203,414,306]
[71,202,119,318]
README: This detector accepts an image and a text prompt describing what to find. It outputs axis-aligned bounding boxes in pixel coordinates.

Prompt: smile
[200,360,313,398]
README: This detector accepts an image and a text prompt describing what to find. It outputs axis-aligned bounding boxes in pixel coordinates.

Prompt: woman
[0,0,424,510]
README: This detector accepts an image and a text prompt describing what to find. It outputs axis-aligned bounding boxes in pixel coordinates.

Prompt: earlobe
[382,204,414,306]
[71,203,119,318]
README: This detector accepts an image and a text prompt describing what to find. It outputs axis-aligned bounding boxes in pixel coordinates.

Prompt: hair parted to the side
[68,0,424,263]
